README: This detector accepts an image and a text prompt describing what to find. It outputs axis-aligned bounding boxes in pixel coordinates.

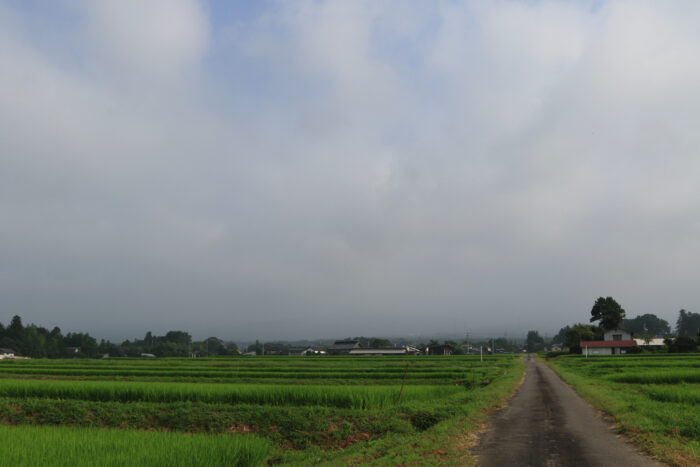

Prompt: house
[140,353,156,358]
[580,328,636,355]
[0,348,15,359]
[287,347,311,356]
[634,338,665,348]
[426,344,452,356]
[288,347,326,356]
[348,346,420,356]
[328,340,361,355]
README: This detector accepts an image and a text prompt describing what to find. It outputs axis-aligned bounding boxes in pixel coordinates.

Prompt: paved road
[473,356,662,467]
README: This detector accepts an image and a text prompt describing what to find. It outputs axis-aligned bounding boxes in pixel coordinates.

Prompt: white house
[288,347,326,356]
[0,348,15,359]
[581,328,636,355]
[634,338,665,348]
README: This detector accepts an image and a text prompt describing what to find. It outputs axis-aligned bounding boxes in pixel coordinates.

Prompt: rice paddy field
[0,355,523,466]
[545,354,700,466]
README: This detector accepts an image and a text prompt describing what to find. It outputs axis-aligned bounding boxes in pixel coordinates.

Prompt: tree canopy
[564,324,600,353]
[589,297,625,330]
[0,315,237,358]
[526,330,544,353]
[621,314,670,336]
[676,309,700,337]
[666,335,698,353]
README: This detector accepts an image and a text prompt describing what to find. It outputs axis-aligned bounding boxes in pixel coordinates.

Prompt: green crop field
[545,354,700,466]
[0,355,523,466]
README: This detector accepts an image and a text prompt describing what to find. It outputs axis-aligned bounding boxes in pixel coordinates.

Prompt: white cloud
[80,0,209,85]
[1,0,700,339]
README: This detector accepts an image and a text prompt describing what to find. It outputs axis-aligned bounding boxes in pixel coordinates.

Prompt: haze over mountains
[1,1,699,341]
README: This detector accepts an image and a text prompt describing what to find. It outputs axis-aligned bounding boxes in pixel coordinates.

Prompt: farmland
[545,354,700,466]
[0,355,522,465]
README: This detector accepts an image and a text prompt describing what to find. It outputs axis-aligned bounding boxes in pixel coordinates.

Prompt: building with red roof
[581,328,636,355]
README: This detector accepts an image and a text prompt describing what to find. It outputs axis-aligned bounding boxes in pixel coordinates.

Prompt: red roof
[581,340,636,348]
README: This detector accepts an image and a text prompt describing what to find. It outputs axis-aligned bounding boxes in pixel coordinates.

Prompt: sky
[1,0,699,342]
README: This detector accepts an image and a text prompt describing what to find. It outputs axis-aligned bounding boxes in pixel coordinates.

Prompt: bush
[409,411,442,431]
[667,336,698,353]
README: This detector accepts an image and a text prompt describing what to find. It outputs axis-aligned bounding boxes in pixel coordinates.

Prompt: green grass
[545,354,700,466]
[645,385,700,404]
[610,370,700,384]
[0,357,506,385]
[307,356,525,466]
[0,379,462,408]
[0,355,524,465]
[0,425,270,466]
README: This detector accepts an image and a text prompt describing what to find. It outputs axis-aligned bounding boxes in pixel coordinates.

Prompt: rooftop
[581,340,636,348]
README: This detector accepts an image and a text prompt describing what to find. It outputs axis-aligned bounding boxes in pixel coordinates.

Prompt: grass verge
[545,356,700,467]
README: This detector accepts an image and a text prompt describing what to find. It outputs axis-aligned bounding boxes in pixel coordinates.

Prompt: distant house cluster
[287,347,326,356]
[237,340,446,357]
[325,340,440,356]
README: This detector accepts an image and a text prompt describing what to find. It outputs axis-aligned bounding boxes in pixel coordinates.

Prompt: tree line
[551,298,700,353]
[0,316,238,358]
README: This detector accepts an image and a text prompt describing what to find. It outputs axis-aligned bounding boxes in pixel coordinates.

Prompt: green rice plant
[0,368,480,383]
[0,424,269,466]
[646,385,700,404]
[0,379,462,409]
[609,371,700,384]
[547,355,700,465]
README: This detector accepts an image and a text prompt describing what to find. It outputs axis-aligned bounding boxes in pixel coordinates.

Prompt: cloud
[79,0,209,84]
[1,0,699,340]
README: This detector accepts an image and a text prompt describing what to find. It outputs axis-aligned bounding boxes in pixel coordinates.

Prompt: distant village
[1,301,699,359]
[243,339,453,357]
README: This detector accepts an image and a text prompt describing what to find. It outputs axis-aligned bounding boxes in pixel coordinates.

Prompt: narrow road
[473,356,662,467]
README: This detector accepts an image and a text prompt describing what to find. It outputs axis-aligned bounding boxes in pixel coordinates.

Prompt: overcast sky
[1,0,699,342]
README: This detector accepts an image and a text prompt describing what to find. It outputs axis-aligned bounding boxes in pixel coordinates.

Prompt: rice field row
[0,424,270,467]
[0,356,506,386]
[609,370,700,384]
[1,355,509,367]
[0,379,462,409]
[645,385,700,404]
[0,367,492,380]
[0,355,523,465]
[0,363,494,373]
[0,354,501,375]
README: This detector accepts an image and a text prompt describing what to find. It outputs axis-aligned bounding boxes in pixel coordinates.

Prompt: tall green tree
[565,324,599,353]
[526,330,544,353]
[552,326,570,345]
[676,309,700,337]
[8,315,24,339]
[590,297,625,330]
